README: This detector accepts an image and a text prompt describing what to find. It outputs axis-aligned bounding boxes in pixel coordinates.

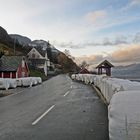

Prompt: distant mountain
[112,63,140,79]
[10,34,31,45]
[29,39,58,52]
[1,27,60,61]
[0,26,26,55]
[10,34,54,50]
[0,26,13,45]
[10,34,58,52]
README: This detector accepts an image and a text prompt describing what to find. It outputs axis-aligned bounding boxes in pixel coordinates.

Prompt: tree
[47,46,52,62]
[0,51,4,58]
[64,49,75,60]
[0,44,4,58]
[80,61,89,68]
[57,52,79,73]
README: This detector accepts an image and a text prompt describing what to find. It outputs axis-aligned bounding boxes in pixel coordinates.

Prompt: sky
[0,0,140,66]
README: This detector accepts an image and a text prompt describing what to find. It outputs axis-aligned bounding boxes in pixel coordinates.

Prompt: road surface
[0,74,109,140]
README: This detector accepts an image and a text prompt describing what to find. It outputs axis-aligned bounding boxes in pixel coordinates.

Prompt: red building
[0,56,29,78]
[79,68,90,74]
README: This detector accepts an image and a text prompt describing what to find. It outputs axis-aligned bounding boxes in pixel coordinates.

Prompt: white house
[27,47,50,76]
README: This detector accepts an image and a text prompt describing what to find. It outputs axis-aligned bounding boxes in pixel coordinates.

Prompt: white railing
[0,77,42,90]
[71,74,140,140]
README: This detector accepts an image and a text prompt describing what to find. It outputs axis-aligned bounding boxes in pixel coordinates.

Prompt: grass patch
[29,69,47,81]
[0,92,13,97]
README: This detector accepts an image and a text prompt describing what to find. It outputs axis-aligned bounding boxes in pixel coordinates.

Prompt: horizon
[0,0,140,66]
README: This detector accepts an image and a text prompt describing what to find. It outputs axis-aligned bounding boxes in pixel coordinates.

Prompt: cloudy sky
[0,0,140,66]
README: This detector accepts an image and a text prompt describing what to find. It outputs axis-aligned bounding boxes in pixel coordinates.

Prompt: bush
[29,69,47,81]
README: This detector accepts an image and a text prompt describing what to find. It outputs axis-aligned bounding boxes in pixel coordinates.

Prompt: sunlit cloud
[85,10,107,25]
[76,44,140,66]
[111,44,140,63]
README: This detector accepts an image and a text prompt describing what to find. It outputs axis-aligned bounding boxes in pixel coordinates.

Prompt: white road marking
[63,91,70,97]
[32,105,55,126]
[71,85,73,88]
[11,90,24,96]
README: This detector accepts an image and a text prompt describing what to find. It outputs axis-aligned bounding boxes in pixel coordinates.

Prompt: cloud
[76,44,140,66]
[111,44,140,63]
[121,0,140,11]
[54,35,130,50]
[86,37,128,46]
[133,32,140,43]
[85,10,107,24]
[53,41,84,49]
[75,54,104,66]
[131,0,140,6]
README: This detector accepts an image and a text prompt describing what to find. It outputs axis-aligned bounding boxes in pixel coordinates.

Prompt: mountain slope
[0,26,13,45]
[112,63,140,79]
[10,34,31,45]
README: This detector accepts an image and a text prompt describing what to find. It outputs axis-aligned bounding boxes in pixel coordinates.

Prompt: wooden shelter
[96,60,114,76]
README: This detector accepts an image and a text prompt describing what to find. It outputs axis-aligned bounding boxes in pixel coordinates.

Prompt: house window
[32,53,36,58]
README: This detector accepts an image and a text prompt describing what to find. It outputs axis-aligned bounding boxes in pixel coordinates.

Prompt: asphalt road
[0,74,109,140]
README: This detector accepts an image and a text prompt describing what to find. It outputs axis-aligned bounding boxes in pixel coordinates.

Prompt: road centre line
[63,91,70,97]
[32,105,55,126]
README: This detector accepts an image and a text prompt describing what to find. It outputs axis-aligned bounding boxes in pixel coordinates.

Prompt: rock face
[0,26,13,44]
[10,34,58,53]
[10,34,31,45]
[0,27,27,55]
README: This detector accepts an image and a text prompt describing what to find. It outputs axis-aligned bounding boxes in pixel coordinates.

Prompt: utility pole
[14,38,16,55]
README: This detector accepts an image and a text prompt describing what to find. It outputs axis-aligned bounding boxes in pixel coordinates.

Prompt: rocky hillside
[0,26,29,55]
[0,26,13,46]
[0,26,80,73]
[10,34,31,45]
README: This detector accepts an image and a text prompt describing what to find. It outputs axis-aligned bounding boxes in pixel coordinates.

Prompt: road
[0,74,109,140]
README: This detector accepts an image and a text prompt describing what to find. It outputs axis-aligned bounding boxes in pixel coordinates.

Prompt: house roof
[96,60,114,68]
[79,68,90,74]
[28,47,46,57]
[35,47,46,57]
[0,55,24,72]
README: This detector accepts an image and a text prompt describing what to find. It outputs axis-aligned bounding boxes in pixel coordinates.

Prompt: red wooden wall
[3,72,10,78]
[17,63,29,78]
[0,62,29,78]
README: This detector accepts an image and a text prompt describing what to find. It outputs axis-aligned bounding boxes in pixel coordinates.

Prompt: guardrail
[71,74,140,140]
[0,77,42,90]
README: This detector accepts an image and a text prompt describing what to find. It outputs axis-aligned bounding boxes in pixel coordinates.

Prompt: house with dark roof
[96,60,114,76]
[27,47,50,76]
[79,67,90,74]
[0,56,29,78]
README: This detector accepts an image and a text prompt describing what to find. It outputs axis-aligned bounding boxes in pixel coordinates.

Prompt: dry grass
[0,90,13,97]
